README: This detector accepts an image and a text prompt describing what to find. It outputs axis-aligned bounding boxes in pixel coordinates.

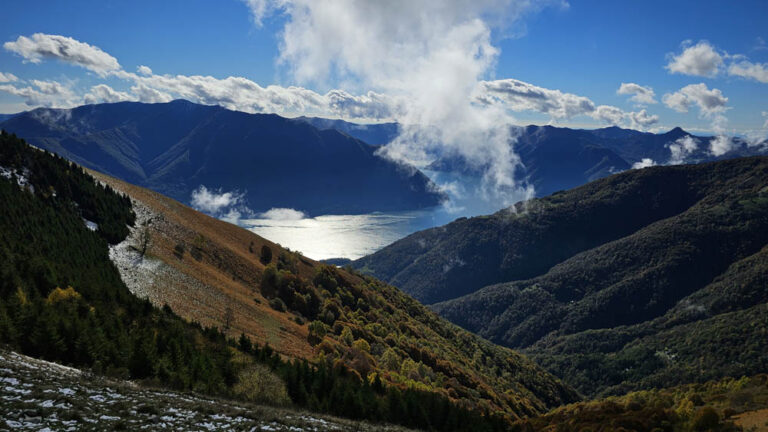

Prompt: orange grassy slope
[90,169,578,419]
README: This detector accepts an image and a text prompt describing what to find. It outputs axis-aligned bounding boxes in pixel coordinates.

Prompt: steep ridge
[89,161,579,419]
[0,100,443,215]
[356,157,768,396]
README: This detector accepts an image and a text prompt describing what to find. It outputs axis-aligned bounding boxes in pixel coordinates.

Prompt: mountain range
[0,101,443,216]
[288,116,768,198]
[3,120,768,430]
[3,100,766,218]
[428,124,768,197]
[353,156,768,396]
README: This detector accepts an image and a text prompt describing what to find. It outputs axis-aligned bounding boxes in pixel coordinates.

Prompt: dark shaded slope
[295,116,399,146]
[0,101,443,215]
[426,157,768,395]
[515,125,631,196]
[355,161,713,304]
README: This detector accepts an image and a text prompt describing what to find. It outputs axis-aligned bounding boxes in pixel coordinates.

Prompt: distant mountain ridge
[429,124,768,196]
[0,100,443,215]
[295,116,399,146]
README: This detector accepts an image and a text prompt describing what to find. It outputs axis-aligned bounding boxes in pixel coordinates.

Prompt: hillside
[355,157,768,395]
[0,349,412,432]
[515,374,768,432]
[0,100,443,215]
[0,130,580,430]
[89,159,579,421]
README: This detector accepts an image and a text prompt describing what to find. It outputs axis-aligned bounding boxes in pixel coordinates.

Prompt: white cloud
[662,83,731,156]
[130,84,174,103]
[728,60,768,83]
[592,105,625,125]
[477,78,595,119]
[190,185,243,213]
[120,71,399,120]
[3,33,120,76]
[83,84,134,104]
[617,83,657,104]
[0,79,77,108]
[666,135,698,165]
[662,83,728,115]
[247,0,568,205]
[259,208,307,220]
[0,72,18,83]
[627,109,659,130]
[763,111,768,129]
[665,41,723,77]
[632,158,656,169]
[477,80,661,130]
[709,135,734,156]
[137,65,153,76]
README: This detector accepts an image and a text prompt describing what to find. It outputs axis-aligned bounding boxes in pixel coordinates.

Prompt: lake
[242,209,455,261]
[241,171,526,261]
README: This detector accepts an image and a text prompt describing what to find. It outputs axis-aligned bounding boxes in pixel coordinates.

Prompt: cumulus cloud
[476,79,663,130]
[477,78,595,119]
[617,83,657,105]
[3,33,120,76]
[666,135,698,165]
[129,83,174,103]
[662,83,728,115]
[0,72,18,83]
[728,60,768,83]
[661,83,731,156]
[244,1,569,205]
[83,84,134,104]
[110,70,400,120]
[709,135,734,156]
[259,208,307,220]
[0,79,77,107]
[632,158,657,169]
[190,185,243,213]
[665,41,723,77]
[592,105,625,125]
[627,109,660,130]
[137,65,153,76]
[189,185,255,225]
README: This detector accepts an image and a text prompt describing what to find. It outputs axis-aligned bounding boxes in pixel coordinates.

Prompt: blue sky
[1,0,767,137]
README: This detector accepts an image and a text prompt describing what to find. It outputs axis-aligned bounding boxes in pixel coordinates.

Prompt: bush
[232,364,290,406]
[308,320,327,345]
[269,298,287,312]
[692,407,720,431]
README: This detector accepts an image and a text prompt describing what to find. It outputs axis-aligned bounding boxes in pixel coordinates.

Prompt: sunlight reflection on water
[242,210,452,261]
[241,171,526,261]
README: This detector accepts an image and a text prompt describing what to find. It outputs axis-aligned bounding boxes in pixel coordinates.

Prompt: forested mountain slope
[356,157,768,396]
[0,130,579,429]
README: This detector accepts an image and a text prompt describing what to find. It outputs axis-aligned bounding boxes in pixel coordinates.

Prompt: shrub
[232,364,290,406]
[46,286,81,304]
[308,320,327,345]
[269,297,286,312]
[692,407,720,431]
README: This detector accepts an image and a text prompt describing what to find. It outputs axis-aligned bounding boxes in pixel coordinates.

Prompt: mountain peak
[666,126,688,136]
